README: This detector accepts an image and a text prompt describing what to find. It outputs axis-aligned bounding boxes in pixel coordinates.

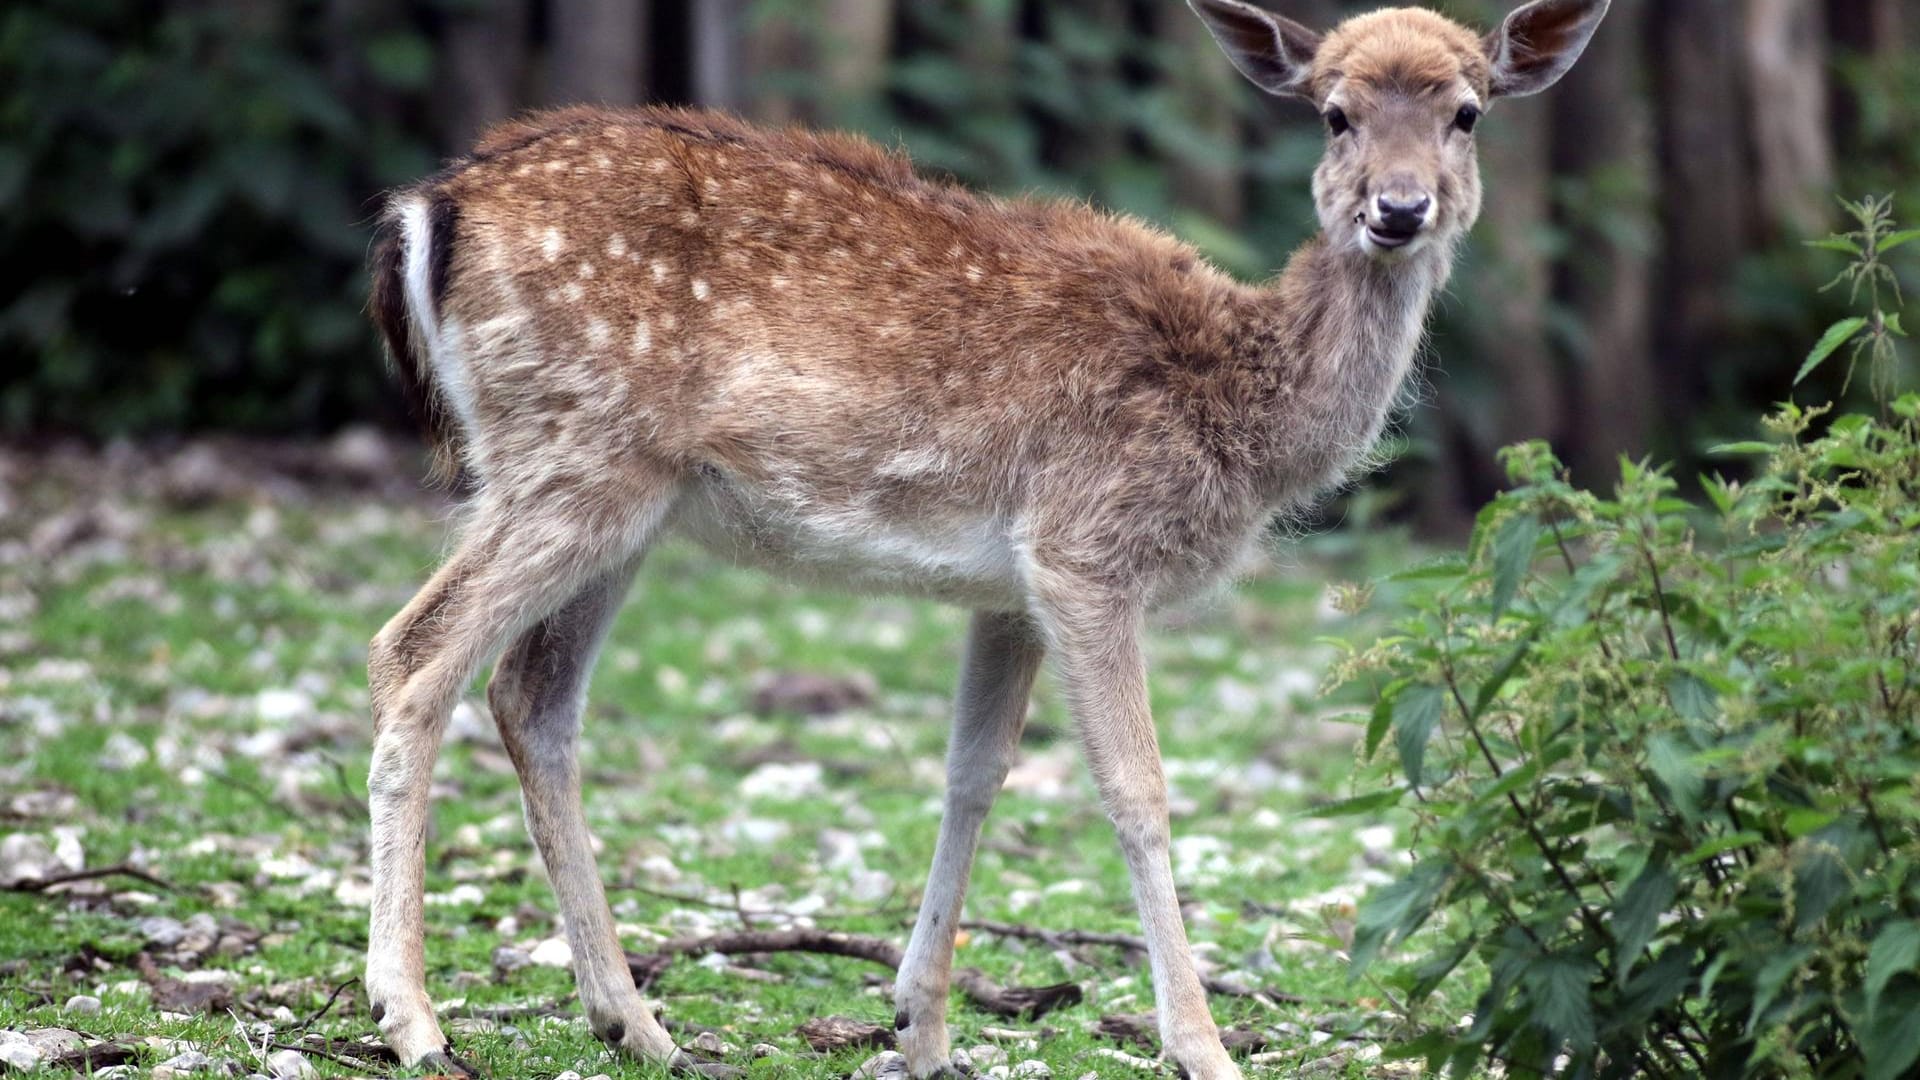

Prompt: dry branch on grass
[2,863,178,894]
[962,918,1322,1006]
[626,928,1083,1019]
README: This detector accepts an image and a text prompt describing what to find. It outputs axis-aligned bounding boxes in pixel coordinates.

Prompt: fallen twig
[4,863,178,893]
[963,918,1323,1006]
[41,1040,140,1073]
[293,977,359,1031]
[273,1035,399,1070]
[627,928,1082,1019]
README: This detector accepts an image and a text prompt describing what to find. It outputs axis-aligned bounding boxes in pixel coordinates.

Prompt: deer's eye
[1324,106,1350,136]
[1455,104,1481,133]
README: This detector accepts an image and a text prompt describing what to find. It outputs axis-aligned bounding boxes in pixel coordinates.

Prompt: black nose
[1374,194,1432,235]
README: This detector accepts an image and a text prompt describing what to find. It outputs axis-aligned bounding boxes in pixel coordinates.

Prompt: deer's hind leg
[363,474,675,1073]
[487,561,731,1073]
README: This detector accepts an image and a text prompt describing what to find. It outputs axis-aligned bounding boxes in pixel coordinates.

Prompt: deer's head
[1190,0,1609,261]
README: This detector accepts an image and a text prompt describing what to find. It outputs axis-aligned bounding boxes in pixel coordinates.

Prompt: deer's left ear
[1485,0,1611,98]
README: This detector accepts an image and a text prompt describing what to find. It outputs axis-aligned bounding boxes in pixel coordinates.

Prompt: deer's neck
[1244,234,1451,505]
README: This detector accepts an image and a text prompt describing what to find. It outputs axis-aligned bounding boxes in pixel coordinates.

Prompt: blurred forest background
[4,0,1917,529]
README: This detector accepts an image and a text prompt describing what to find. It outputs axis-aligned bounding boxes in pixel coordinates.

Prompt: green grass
[0,464,1443,1078]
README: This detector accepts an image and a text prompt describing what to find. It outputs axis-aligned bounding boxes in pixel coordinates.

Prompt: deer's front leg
[1034,581,1242,1080]
[896,611,1045,1077]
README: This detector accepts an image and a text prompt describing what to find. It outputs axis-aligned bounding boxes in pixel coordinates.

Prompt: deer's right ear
[1188,0,1321,98]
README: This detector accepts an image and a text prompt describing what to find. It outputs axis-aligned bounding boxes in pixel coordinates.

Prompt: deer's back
[394,107,1268,605]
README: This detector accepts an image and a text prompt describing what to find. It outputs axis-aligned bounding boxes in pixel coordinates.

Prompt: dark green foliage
[0,0,436,435]
[1338,205,1920,1077]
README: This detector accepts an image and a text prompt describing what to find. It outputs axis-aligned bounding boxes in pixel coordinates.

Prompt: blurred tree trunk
[444,0,529,145]
[1413,92,1559,527]
[1827,0,1902,145]
[1743,0,1832,237]
[820,0,894,108]
[1651,0,1753,437]
[1828,0,1902,55]
[691,0,745,109]
[744,11,809,124]
[1554,0,1655,483]
[742,0,890,125]
[547,0,646,106]
[1155,0,1244,227]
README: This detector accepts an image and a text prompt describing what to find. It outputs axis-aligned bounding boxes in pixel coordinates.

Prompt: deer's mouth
[1365,223,1419,250]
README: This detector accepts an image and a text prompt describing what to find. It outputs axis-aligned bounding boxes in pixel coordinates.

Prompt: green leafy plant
[1332,203,1920,1078]
[0,1,436,435]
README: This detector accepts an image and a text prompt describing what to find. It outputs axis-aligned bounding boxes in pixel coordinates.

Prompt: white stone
[0,833,56,886]
[1356,824,1398,854]
[739,761,824,801]
[65,994,101,1015]
[255,689,312,723]
[721,817,791,846]
[529,937,573,969]
[266,1049,316,1079]
[852,1051,909,1079]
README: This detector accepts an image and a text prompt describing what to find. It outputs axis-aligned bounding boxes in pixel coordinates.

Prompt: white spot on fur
[563,137,580,148]
[607,234,628,258]
[965,265,984,283]
[632,319,652,354]
[578,261,596,278]
[595,155,612,169]
[586,318,612,348]
[651,261,669,283]
[545,159,566,172]
[691,279,710,301]
[648,159,668,172]
[563,282,585,302]
[541,229,564,261]
[770,275,789,290]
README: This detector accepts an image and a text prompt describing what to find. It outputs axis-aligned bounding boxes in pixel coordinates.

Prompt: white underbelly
[667,477,1028,609]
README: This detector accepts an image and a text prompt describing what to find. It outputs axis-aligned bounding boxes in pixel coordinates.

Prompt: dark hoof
[668,1052,746,1079]
[418,1046,484,1077]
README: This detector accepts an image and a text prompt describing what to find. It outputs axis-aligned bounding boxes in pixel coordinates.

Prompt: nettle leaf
[1472,635,1537,719]
[1865,921,1920,1020]
[1406,934,1476,1001]
[1862,981,1920,1080]
[1525,954,1596,1051]
[1647,734,1704,823]
[1792,828,1858,932]
[1612,862,1676,987]
[1365,678,1409,759]
[1796,317,1868,385]
[1352,859,1453,976]
[1393,683,1444,788]
[1489,512,1541,621]
[1878,227,1920,253]
[1307,788,1405,818]
[1748,943,1816,1035]
[1666,671,1720,722]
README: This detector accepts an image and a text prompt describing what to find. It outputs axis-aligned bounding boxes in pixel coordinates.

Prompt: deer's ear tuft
[1485,0,1611,98]
[1188,0,1322,99]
